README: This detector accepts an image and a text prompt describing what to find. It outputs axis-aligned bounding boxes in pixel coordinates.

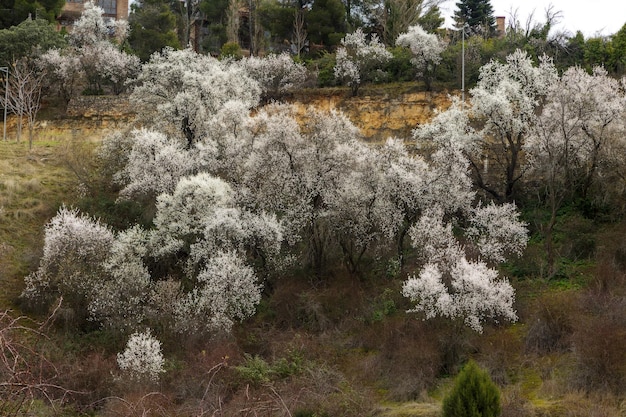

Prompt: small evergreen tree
[442,360,501,417]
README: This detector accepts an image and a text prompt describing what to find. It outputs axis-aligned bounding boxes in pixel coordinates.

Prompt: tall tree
[0,0,65,29]
[370,0,444,45]
[0,17,65,67]
[334,28,392,96]
[609,23,626,74]
[453,0,496,37]
[128,0,181,62]
[199,0,228,53]
[307,0,347,49]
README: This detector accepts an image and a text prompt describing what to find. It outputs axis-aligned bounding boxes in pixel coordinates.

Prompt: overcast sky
[439,0,626,37]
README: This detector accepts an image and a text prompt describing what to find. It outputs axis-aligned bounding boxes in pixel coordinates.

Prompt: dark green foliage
[307,0,346,49]
[417,5,445,33]
[220,41,243,60]
[257,0,296,47]
[128,0,181,62]
[312,51,338,87]
[385,46,415,82]
[199,0,228,54]
[442,360,501,417]
[584,37,611,69]
[0,0,65,29]
[609,23,626,74]
[454,0,497,37]
[0,18,66,66]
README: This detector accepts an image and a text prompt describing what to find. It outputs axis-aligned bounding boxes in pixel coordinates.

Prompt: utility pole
[461,24,466,106]
[1,67,7,142]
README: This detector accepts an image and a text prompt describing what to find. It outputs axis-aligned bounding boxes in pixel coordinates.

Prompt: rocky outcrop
[290,91,453,141]
[58,90,453,140]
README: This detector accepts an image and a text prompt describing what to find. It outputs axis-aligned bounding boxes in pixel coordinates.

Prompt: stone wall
[66,95,136,129]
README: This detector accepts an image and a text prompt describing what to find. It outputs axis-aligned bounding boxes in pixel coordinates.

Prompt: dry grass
[0,132,91,309]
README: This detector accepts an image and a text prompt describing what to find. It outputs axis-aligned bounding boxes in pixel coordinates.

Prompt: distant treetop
[453,0,497,37]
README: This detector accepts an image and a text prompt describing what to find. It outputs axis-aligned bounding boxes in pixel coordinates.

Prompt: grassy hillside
[0,95,625,416]
[0,136,80,307]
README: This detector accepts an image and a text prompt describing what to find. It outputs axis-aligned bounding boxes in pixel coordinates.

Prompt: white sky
[439,0,626,37]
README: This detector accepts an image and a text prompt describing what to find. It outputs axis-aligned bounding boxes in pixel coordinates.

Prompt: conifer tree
[453,0,496,37]
[442,360,501,417]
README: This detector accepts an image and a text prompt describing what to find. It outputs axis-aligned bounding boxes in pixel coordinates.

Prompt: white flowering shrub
[334,28,392,96]
[22,207,114,320]
[243,105,369,271]
[403,258,517,333]
[38,49,82,105]
[396,25,446,90]
[117,330,165,382]
[70,0,109,47]
[89,226,151,332]
[150,173,235,257]
[174,251,262,333]
[94,42,141,94]
[466,202,528,263]
[240,52,308,100]
[525,66,626,198]
[116,128,199,201]
[130,47,260,147]
[39,1,136,97]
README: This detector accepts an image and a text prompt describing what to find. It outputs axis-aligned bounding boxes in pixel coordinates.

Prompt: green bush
[220,42,243,60]
[442,360,501,417]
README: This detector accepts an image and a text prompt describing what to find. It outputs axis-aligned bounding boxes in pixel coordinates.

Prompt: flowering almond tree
[524,66,626,276]
[403,107,528,331]
[239,52,308,101]
[470,49,558,201]
[130,47,260,148]
[396,24,446,90]
[334,28,392,96]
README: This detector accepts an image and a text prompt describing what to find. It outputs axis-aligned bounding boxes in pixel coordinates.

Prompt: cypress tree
[442,360,501,417]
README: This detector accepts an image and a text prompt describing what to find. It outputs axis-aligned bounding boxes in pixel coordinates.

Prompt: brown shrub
[524,292,578,354]
[358,316,442,401]
[570,298,626,395]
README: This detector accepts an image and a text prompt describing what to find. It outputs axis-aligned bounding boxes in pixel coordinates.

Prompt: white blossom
[396,24,446,87]
[334,28,392,95]
[117,128,199,201]
[150,173,235,257]
[240,52,308,99]
[117,330,165,382]
[130,47,260,146]
[403,258,517,332]
[466,202,528,263]
[89,226,151,331]
[174,251,262,333]
[70,0,108,47]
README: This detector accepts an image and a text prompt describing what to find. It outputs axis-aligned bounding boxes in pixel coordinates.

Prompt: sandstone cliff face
[290,91,453,142]
[61,91,452,141]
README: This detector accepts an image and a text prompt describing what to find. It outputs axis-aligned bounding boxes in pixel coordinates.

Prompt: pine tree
[453,0,497,37]
[442,360,501,417]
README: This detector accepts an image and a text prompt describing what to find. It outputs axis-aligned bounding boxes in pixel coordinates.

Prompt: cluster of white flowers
[130,48,260,147]
[117,330,165,382]
[396,25,446,76]
[240,52,308,99]
[22,207,114,306]
[38,1,138,97]
[403,258,517,332]
[334,28,392,95]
